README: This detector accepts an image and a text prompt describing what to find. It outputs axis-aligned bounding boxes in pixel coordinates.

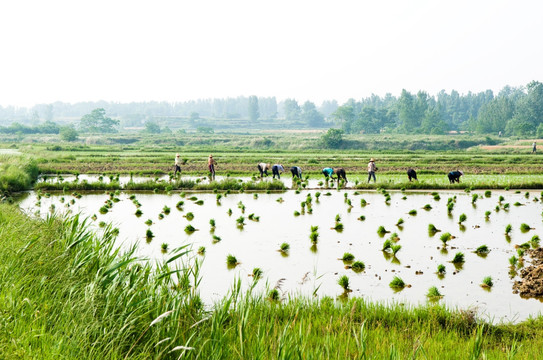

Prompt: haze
[1,0,542,107]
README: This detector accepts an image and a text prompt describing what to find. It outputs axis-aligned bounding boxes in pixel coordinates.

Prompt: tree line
[333,81,543,136]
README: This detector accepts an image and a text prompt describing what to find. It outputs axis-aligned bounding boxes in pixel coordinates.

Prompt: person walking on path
[368,158,377,183]
[272,164,285,179]
[533,142,537,154]
[208,154,217,179]
[174,153,182,176]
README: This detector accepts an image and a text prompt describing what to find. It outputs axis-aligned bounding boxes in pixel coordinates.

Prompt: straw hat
[370,158,375,162]
[176,153,180,157]
[209,154,213,158]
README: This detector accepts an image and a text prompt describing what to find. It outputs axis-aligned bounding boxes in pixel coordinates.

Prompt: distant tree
[248,95,260,121]
[319,100,339,118]
[38,120,60,134]
[59,125,78,141]
[190,112,200,121]
[302,101,325,127]
[320,128,344,148]
[283,99,301,121]
[143,121,161,134]
[333,105,356,133]
[79,108,119,133]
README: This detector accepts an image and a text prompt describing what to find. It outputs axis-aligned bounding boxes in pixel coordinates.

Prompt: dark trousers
[368,171,376,182]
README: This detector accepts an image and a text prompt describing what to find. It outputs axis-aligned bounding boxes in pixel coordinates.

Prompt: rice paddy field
[5,140,543,358]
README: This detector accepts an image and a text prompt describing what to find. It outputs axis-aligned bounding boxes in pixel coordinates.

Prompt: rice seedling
[197,246,206,255]
[129,194,136,200]
[268,288,280,302]
[408,209,417,216]
[428,223,440,234]
[315,192,321,201]
[451,252,465,264]
[484,190,491,197]
[248,213,260,221]
[184,224,197,234]
[357,215,366,221]
[195,200,204,205]
[309,231,319,244]
[338,275,351,292]
[458,213,467,224]
[161,243,168,253]
[422,204,432,210]
[162,206,170,215]
[212,235,222,243]
[389,276,405,290]
[391,244,401,255]
[324,192,332,196]
[360,198,367,206]
[158,213,164,220]
[276,197,284,203]
[495,205,500,212]
[481,276,493,288]
[475,245,490,255]
[332,222,344,231]
[447,202,454,213]
[433,194,441,201]
[396,218,404,226]
[227,208,232,216]
[188,196,198,201]
[144,219,152,226]
[184,212,194,221]
[520,223,533,232]
[389,232,400,242]
[226,254,239,268]
[485,211,491,220]
[530,235,540,248]
[146,229,154,239]
[503,203,510,210]
[437,264,446,275]
[293,210,300,216]
[505,224,512,234]
[335,214,341,223]
[350,261,365,272]
[340,252,355,262]
[509,255,518,267]
[525,191,530,198]
[382,239,392,251]
[513,202,523,206]
[377,226,390,236]
[91,214,97,221]
[517,242,530,250]
[253,193,258,199]
[99,206,108,214]
[440,232,452,245]
[472,194,478,204]
[279,242,290,253]
[236,216,245,226]
[251,267,263,279]
[427,286,443,299]
[498,195,505,202]
[99,221,106,228]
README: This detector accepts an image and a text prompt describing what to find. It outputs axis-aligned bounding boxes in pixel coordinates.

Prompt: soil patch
[513,248,543,299]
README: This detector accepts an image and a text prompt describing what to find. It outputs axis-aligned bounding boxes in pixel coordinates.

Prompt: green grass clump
[332,222,344,231]
[236,216,245,226]
[252,267,263,279]
[184,212,194,221]
[391,244,402,255]
[389,276,405,289]
[428,224,440,234]
[396,218,404,226]
[135,209,143,216]
[160,243,168,253]
[408,209,417,216]
[162,205,170,215]
[531,235,540,248]
[99,206,109,214]
[268,288,280,302]
[423,204,432,210]
[440,232,452,245]
[197,246,206,255]
[212,235,222,243]
[437,264,446,275]
[520,223,532,232]
[458,213,467,224]
[382,239,392,252]
[145,229,154,238]
[377,226,389,236]
[505,224,512,234]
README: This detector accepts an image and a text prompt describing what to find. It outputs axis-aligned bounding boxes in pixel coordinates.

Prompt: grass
[226,254,239,267]
[338,275,350,292]
[427,286,443,299]
[451,252,465,264]
[340,252,355,262]
[279,242,290,253]
[520,223,532,232]
[437,264,446,275]
[475,245,490,256]
[440,232,452,245]
[351,261,365,272]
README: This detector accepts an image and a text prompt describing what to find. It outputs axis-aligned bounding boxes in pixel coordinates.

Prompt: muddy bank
[513,248,543,299]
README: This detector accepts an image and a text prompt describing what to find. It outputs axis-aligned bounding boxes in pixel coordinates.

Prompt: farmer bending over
[257,163,270,177]
[272,164,285,179]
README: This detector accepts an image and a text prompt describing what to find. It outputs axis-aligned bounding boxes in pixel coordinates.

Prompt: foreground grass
[0,154,39,194]
[1,204,543,358]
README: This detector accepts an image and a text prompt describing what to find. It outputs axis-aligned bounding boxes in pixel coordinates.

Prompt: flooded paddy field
[19,186,543,323]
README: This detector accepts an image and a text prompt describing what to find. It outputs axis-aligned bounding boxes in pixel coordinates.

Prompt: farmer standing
[208,154,217,179]
[368,158,377,183]
[533,142,537,154]
[174,153,182,176]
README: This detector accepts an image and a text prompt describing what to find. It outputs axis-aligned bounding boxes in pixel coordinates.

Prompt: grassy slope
[1,204,543,359]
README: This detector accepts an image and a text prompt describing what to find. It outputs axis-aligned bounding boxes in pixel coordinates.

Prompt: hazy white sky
[1,0,542,107]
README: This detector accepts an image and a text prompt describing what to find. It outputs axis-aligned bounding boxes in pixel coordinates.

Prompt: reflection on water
[18,188,543,323]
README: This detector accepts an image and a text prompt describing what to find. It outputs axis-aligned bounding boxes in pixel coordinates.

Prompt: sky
[1,0,542,107]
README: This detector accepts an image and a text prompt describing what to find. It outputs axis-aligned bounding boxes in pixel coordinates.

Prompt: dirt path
[512,248,543,299]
